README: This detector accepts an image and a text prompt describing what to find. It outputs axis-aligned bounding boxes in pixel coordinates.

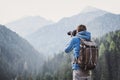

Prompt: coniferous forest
[0,25,120,80]
[36,30,120,80]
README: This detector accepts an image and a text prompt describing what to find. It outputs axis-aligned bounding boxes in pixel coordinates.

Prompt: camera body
[67,30,77,37]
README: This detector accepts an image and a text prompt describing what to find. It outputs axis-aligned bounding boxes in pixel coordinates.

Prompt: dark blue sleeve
[64,38,75,53]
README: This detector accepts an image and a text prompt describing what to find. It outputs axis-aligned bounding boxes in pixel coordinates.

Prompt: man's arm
[64,38,75,53]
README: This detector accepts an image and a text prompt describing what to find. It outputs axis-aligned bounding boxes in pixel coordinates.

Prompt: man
[65,24,91,80]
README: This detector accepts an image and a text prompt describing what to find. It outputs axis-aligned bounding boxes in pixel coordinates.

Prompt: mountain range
[26,7,120,56]
[6,16,53,37]
[5,6,120,57]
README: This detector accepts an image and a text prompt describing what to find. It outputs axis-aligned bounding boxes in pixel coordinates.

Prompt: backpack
[77,39,99,70]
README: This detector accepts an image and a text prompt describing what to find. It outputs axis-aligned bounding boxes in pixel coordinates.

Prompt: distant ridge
[6,16,54,37]
[81,6,106,13]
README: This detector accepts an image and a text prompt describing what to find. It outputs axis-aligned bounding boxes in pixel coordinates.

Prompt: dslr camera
[67,30,77,37]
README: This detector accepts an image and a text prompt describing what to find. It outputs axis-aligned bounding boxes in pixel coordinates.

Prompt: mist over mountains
[87,13,120,37]
[26,7,120,56]
[6,16,53,37]
[4,6,120,57]
[0,25,43,80]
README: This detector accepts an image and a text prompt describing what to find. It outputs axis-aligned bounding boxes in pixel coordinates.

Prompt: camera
[67,30,77,36]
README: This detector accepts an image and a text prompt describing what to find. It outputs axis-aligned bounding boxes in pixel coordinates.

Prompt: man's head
[76,24,86,32]
[67,24,87,37]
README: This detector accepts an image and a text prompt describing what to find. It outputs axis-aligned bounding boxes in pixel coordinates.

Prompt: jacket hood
[76,31,91,40]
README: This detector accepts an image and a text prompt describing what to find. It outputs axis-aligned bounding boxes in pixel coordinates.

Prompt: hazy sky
[0,0,120,24]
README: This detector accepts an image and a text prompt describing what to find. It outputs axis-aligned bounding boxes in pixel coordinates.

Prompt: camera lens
[67,31,72,35]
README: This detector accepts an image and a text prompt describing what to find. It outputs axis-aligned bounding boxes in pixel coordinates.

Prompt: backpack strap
[89,46,93,64]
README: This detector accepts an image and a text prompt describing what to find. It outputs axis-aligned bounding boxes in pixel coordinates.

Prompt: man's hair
[77,24,87,32]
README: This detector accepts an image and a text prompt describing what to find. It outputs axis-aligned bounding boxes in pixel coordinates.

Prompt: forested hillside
[0,25,43,80]
[36,52,72,80]
[93,30,120,80]
[0,24,119,80]
[36,30,120,80]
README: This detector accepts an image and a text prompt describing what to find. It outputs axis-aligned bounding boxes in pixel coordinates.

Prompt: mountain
[26,7,119,56]
[6,16,53,37]
[0,25,43,80]
[87,13,120,37]
[81,6,106,14]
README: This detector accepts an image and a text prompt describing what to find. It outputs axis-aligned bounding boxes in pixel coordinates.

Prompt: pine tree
[99,43,106,56]
[109,41,115,51]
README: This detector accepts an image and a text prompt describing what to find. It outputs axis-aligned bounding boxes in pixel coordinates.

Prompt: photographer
[64,24,91,80]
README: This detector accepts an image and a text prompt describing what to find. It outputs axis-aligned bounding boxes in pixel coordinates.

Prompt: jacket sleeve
[64,38,75,53]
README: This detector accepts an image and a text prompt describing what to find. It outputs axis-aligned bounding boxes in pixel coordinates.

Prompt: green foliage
[1,24,120,80]
[0,25,43,80]
[106,34,112,43]
[99,43,106,56]
[36,30,120,80]
[93,30,120,80]
[36,52,72,80]
[109,41,115,51]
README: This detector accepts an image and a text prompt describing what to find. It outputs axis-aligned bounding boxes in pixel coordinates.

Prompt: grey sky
[0,0,120,24]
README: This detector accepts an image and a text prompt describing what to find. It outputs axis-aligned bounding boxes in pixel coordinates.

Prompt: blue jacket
[65,31,91,70]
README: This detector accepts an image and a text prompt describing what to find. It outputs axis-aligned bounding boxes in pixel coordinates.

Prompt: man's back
[64,24,92,80]
[65,31,91,70]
